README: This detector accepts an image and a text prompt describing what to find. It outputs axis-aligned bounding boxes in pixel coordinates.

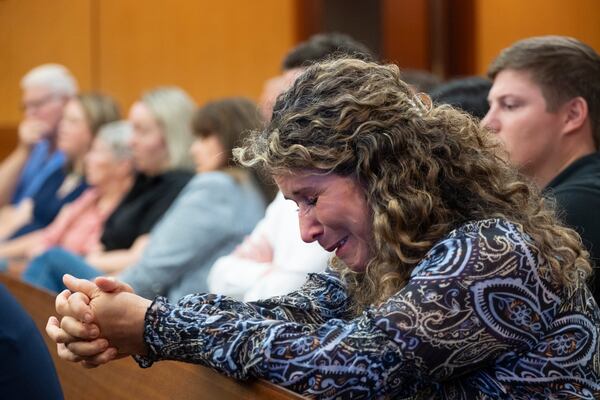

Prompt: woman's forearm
[0,230,42,259]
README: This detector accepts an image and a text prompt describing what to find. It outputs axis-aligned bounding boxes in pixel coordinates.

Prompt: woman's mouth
[336,236,350,256]
[324,236,348,255]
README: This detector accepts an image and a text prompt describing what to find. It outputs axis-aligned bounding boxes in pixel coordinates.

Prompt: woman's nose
[298,212,323,243]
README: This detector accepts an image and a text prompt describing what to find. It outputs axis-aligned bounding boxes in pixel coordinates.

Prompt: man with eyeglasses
[0,64,78,207]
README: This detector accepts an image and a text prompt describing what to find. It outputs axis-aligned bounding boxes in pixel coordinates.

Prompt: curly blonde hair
[236,58,591,312]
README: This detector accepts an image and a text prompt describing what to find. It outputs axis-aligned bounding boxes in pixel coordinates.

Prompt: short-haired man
[0,64,78,206]
[259,33,373,121]
[482,36,600,300]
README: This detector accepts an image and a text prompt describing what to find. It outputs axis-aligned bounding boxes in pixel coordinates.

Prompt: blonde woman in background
[82,86,195,272]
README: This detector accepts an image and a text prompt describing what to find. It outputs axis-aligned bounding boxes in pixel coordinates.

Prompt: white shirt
[207,192,331,301]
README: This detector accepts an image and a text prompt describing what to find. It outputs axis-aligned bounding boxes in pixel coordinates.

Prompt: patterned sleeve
[137,220,556,398]
[145,271,353,325]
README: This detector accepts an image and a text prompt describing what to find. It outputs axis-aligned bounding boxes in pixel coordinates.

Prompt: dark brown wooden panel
[381,0,430,69]
[0,125,18,160]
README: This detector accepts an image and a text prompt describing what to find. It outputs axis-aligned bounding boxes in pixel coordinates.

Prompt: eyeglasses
[21,94,59,112]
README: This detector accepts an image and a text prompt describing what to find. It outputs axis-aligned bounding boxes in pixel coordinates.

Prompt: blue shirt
[11,167,88,238]
[11,139,66,205]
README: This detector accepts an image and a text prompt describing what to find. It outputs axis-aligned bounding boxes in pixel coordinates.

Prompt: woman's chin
[343,259,367,273]
[349,266,367,273]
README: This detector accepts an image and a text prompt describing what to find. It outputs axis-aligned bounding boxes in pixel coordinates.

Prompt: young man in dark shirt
[482,36,600,301]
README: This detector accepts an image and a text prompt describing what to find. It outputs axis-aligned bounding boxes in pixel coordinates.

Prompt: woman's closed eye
[296,196,318,215]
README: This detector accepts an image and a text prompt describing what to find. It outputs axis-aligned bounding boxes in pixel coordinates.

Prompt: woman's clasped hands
[45,274,152,367]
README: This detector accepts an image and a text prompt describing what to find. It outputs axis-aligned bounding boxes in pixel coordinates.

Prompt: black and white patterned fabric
[137,219,600,399]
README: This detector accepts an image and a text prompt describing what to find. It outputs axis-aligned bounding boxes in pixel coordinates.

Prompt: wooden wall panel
[96,0,297,110]
[294,0,323,42]
[474,0,600,75]
[444,0,476,77]
[0,0,93,127]
[381,0,430,69]
[0,126,17,160]
[0,0,297,156]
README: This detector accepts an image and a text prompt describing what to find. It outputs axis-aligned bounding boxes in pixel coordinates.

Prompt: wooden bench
[0,273,306,400]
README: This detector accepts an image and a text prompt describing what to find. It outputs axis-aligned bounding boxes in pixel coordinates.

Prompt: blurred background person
[0,92,120,240]
[258,32,373,122]
[0,121,134,267]
[81,86,195,272]
[0,64,78,208]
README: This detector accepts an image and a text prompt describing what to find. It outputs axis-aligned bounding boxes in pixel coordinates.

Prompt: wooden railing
[0,273,307,400]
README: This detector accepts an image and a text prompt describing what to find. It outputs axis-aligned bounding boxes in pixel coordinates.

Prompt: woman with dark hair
[47,59,599,399]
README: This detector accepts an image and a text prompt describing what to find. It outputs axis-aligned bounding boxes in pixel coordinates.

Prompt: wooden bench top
[0,273,306,400]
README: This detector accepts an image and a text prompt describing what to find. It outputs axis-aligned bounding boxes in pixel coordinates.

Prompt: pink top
[40,188,116,255]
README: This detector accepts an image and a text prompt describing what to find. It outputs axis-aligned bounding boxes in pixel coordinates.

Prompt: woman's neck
[221,166,248,183]
[69,156,85,176]
[96,175,134,212]
[143,159,171,177]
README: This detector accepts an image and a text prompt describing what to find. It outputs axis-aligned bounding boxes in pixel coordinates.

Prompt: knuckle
[57,344,81,363]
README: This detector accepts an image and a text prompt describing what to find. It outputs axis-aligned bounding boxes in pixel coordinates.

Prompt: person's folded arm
[86,235,149,274]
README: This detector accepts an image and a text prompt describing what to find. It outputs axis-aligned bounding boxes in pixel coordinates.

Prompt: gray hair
[20,64,78,97]
[141,86,195,170]
[96,121,133,160]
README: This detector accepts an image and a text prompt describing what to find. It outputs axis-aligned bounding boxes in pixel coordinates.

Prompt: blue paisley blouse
[137,219,600,399]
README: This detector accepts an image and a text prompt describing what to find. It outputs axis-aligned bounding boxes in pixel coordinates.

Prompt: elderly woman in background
[0,92,120,240]
[0,121,134,267]
[47,59,599,399]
